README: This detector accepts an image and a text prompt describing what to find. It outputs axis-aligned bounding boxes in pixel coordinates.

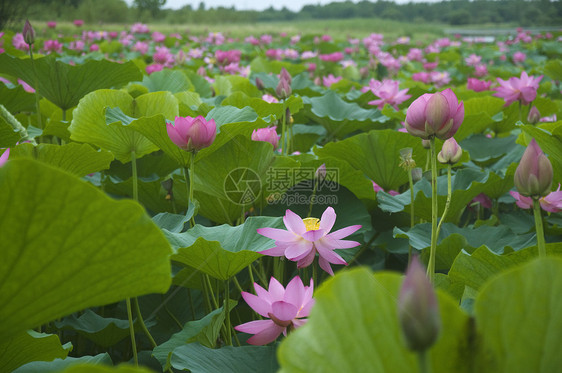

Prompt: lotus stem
[133,298,157,348]
[408,168,415,262]
[29,47,43,131]
[125,298,138,366]
[280,99,287,155]
[434,164,452,255]
[427,137,438,283]
[417,350,430,373]
[131,150,138,202]
[532,198,546,257]
[224,279,232,345]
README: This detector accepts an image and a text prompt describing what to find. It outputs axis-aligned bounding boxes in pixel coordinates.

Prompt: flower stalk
[434,164,452,252]
[125,297,138,366]
[427,138,438,282]
[532,198,546,257]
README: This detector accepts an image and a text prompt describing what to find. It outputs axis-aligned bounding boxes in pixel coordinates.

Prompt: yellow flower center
[302,217,320,231]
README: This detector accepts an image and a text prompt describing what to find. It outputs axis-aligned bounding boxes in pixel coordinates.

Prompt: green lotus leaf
[0,159,172,340]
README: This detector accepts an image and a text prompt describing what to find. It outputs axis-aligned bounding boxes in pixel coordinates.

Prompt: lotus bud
[398,256,440,352]
[279,67,292,85]
[527,106,541,124]
[166,116,217,152]
[405,89,464,140]
[276,76,292,99]
[411,167,423,183]
[315,163,326,182]
[251,126,279,149]
[255,77,265,90]
[23,20,35,46]
[514,139,553,197]
[437,137,462,164]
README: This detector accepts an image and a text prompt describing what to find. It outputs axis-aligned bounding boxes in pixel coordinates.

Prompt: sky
[125,0,432,12]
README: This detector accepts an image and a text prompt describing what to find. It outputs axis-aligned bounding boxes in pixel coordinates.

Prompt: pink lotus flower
[17,79,34,93]
[423,61,438,71]
[514,139,553,197]
[322,74,342,88]
[252,126,279,149]
[407,48,423,62]
[367,80,411,110]
[494,71,543,107]
[262,94,279,103]
[510,186,562,213]
[235,276,314,345]
[146,63,163,75]
[405,88,464,140]
[512,51,526,64]
[131,23,149,34]
[43,39,62,54]
[166,116,217,152]
[412,72,430,84]
[0,149,9,167]
[73,19,84,27]
[474,64,488,78]
[12,33,29,51]
[47,21,56,28]
[467,78,492,92]
[258,207,361,275]
[152,31,166,43]
[153,46,174,66]
[429,71,451,88]
[319,52,344,63]
[266,49,283,60]
[373,181,399,196]
[465,54,481,67]
[471,193,492,209]
[215,49,241,65]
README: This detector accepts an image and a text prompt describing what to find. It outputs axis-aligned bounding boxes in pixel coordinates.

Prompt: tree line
[1,0,560,30]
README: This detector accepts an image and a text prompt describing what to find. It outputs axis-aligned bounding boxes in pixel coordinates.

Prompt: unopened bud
[23,20,35,46]
[437,137,462,164]
[279,67,292,85]
[398,256,440,352]
[255,77,265,90]
[514,139,553,197]
[276,78,291,99]
[315,164,326,182]
[527,106,541,124]
[411,167,422,182]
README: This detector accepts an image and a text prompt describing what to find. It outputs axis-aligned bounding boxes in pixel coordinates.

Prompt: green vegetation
[1,0,560,32]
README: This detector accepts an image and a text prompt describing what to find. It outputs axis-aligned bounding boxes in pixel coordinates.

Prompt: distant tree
[134,0,165,18]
